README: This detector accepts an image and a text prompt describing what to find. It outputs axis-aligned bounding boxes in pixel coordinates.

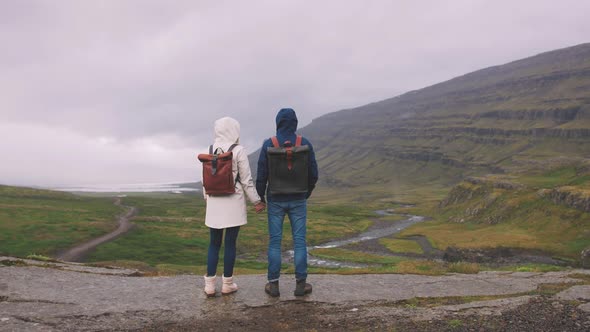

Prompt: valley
[2,44,590,274]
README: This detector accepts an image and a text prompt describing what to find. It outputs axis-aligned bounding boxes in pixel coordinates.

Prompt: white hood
[213,117,240,145]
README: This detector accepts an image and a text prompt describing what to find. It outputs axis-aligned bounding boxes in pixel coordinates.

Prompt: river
[284,209,426,268]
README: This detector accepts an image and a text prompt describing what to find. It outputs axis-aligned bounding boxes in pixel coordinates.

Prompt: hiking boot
[265,281,280,297]
[294,279,312,296]
[221,275,238,295]
[203,275,216,297]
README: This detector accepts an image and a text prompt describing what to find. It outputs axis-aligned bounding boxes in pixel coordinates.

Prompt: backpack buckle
[211,155,218,175]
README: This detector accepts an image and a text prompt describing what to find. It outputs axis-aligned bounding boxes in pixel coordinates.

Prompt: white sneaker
[221,275,238,295]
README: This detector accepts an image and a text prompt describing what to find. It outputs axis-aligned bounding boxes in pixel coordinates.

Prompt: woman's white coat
[203,117,261,229]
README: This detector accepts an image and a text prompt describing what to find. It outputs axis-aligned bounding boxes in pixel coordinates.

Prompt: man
[256,108,319,297]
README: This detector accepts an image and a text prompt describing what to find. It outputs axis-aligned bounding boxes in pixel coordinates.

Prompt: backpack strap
[271,136,280,148]
[211,143,238,155]
[271,136,302,147]
[295,135,302,147]
[208,143,239,178]
[270,136,301,170]
[228,143,240,184]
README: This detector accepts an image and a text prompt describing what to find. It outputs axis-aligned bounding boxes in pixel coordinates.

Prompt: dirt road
[56,198,137,262]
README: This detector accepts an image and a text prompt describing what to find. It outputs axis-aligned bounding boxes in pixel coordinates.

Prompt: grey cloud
[1,0,590,185]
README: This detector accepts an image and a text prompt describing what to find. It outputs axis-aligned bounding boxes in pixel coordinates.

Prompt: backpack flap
[198,150,236,196]
[267,144,310,194]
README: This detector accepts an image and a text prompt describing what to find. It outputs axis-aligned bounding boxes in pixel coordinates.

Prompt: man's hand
[254,201,266,213]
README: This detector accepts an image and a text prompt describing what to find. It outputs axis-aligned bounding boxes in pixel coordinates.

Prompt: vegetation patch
[0,186,122,258]
[399,173,590,260]
[568,273,590,283]
[393,260,447,275]
[379,238,424,254]
[530,282,584,296]
[86,195,376,275]
[0,259,27,267]
[507,264,564,272]
[517,166,588,189]
[26,254,57,262]
[310,248,402,265]
[448,319,463,329]
[447,262,480,274]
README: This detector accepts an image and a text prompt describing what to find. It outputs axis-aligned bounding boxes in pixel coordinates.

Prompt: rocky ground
[1,256,589,331]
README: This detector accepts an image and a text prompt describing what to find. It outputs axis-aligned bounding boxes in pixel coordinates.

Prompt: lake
[51,182,200,193]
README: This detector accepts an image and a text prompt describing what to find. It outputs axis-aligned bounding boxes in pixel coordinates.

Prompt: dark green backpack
[267,135,309,194]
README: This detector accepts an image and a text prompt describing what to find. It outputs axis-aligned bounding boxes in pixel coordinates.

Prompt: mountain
[293,43,590,196]
[288,43,590,261]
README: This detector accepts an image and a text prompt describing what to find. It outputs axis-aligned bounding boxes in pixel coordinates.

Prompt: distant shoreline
[49,182,200,193]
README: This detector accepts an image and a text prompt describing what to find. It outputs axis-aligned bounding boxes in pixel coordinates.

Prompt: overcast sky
[1,0,589,187]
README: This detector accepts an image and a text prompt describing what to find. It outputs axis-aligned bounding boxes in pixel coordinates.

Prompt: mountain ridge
[287,42,590,194]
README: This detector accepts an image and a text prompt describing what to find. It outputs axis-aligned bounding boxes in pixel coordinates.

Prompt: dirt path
[56,198,137,262]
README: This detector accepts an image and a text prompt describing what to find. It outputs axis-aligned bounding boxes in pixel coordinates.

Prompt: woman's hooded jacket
[203,117,260,229]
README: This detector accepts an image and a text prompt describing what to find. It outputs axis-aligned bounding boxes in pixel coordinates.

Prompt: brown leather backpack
[198,144,238,196]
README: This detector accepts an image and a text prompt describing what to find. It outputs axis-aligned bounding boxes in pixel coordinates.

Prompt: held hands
[254,201,266,214]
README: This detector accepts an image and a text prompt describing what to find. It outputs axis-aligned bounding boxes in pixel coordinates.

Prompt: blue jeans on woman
[267,199,307,282]
[207,226,240,277]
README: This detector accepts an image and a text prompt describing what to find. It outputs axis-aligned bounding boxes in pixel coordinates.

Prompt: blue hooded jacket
[256,108,319,202]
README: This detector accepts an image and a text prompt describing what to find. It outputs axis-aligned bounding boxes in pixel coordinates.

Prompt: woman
[202,117,265,297]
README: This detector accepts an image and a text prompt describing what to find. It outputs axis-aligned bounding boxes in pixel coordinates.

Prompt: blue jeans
[267,199,307,281]
[207,226,240,277]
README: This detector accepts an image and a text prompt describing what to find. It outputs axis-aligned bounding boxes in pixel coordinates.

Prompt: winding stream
[284,209,426,268]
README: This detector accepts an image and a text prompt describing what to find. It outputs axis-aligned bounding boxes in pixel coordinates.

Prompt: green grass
[0,185,122,257]
[26,254,56,262]
[3,169,586,275]
[491,263,565,273]
[85,194,376,275]
[399,173,590,261]
[310,248,402,265]
[517,166,587,188]
[448,319,463,329]
[379,238,424,254]
[86,194,210,266]
[0,185,381,275]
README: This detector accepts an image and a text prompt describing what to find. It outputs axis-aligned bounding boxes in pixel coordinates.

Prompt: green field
[399,166,590,261]
[83,192,377,275]
[0,185,122,257]
[2,165,589,276]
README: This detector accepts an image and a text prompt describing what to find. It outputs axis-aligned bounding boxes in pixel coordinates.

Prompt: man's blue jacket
[256,108,319,202]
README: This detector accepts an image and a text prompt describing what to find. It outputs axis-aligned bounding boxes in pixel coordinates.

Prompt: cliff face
[294,43,590,191]
[436,177,522,225]
[539,187,590,213]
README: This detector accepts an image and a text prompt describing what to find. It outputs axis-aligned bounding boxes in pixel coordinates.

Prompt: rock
[441,247,567,266]
[1,261,588,331]
[582,248,590,268]
[579,303,590,313]
[555,285,590,301]
[443,247,462,262]
[542,187,590,213]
